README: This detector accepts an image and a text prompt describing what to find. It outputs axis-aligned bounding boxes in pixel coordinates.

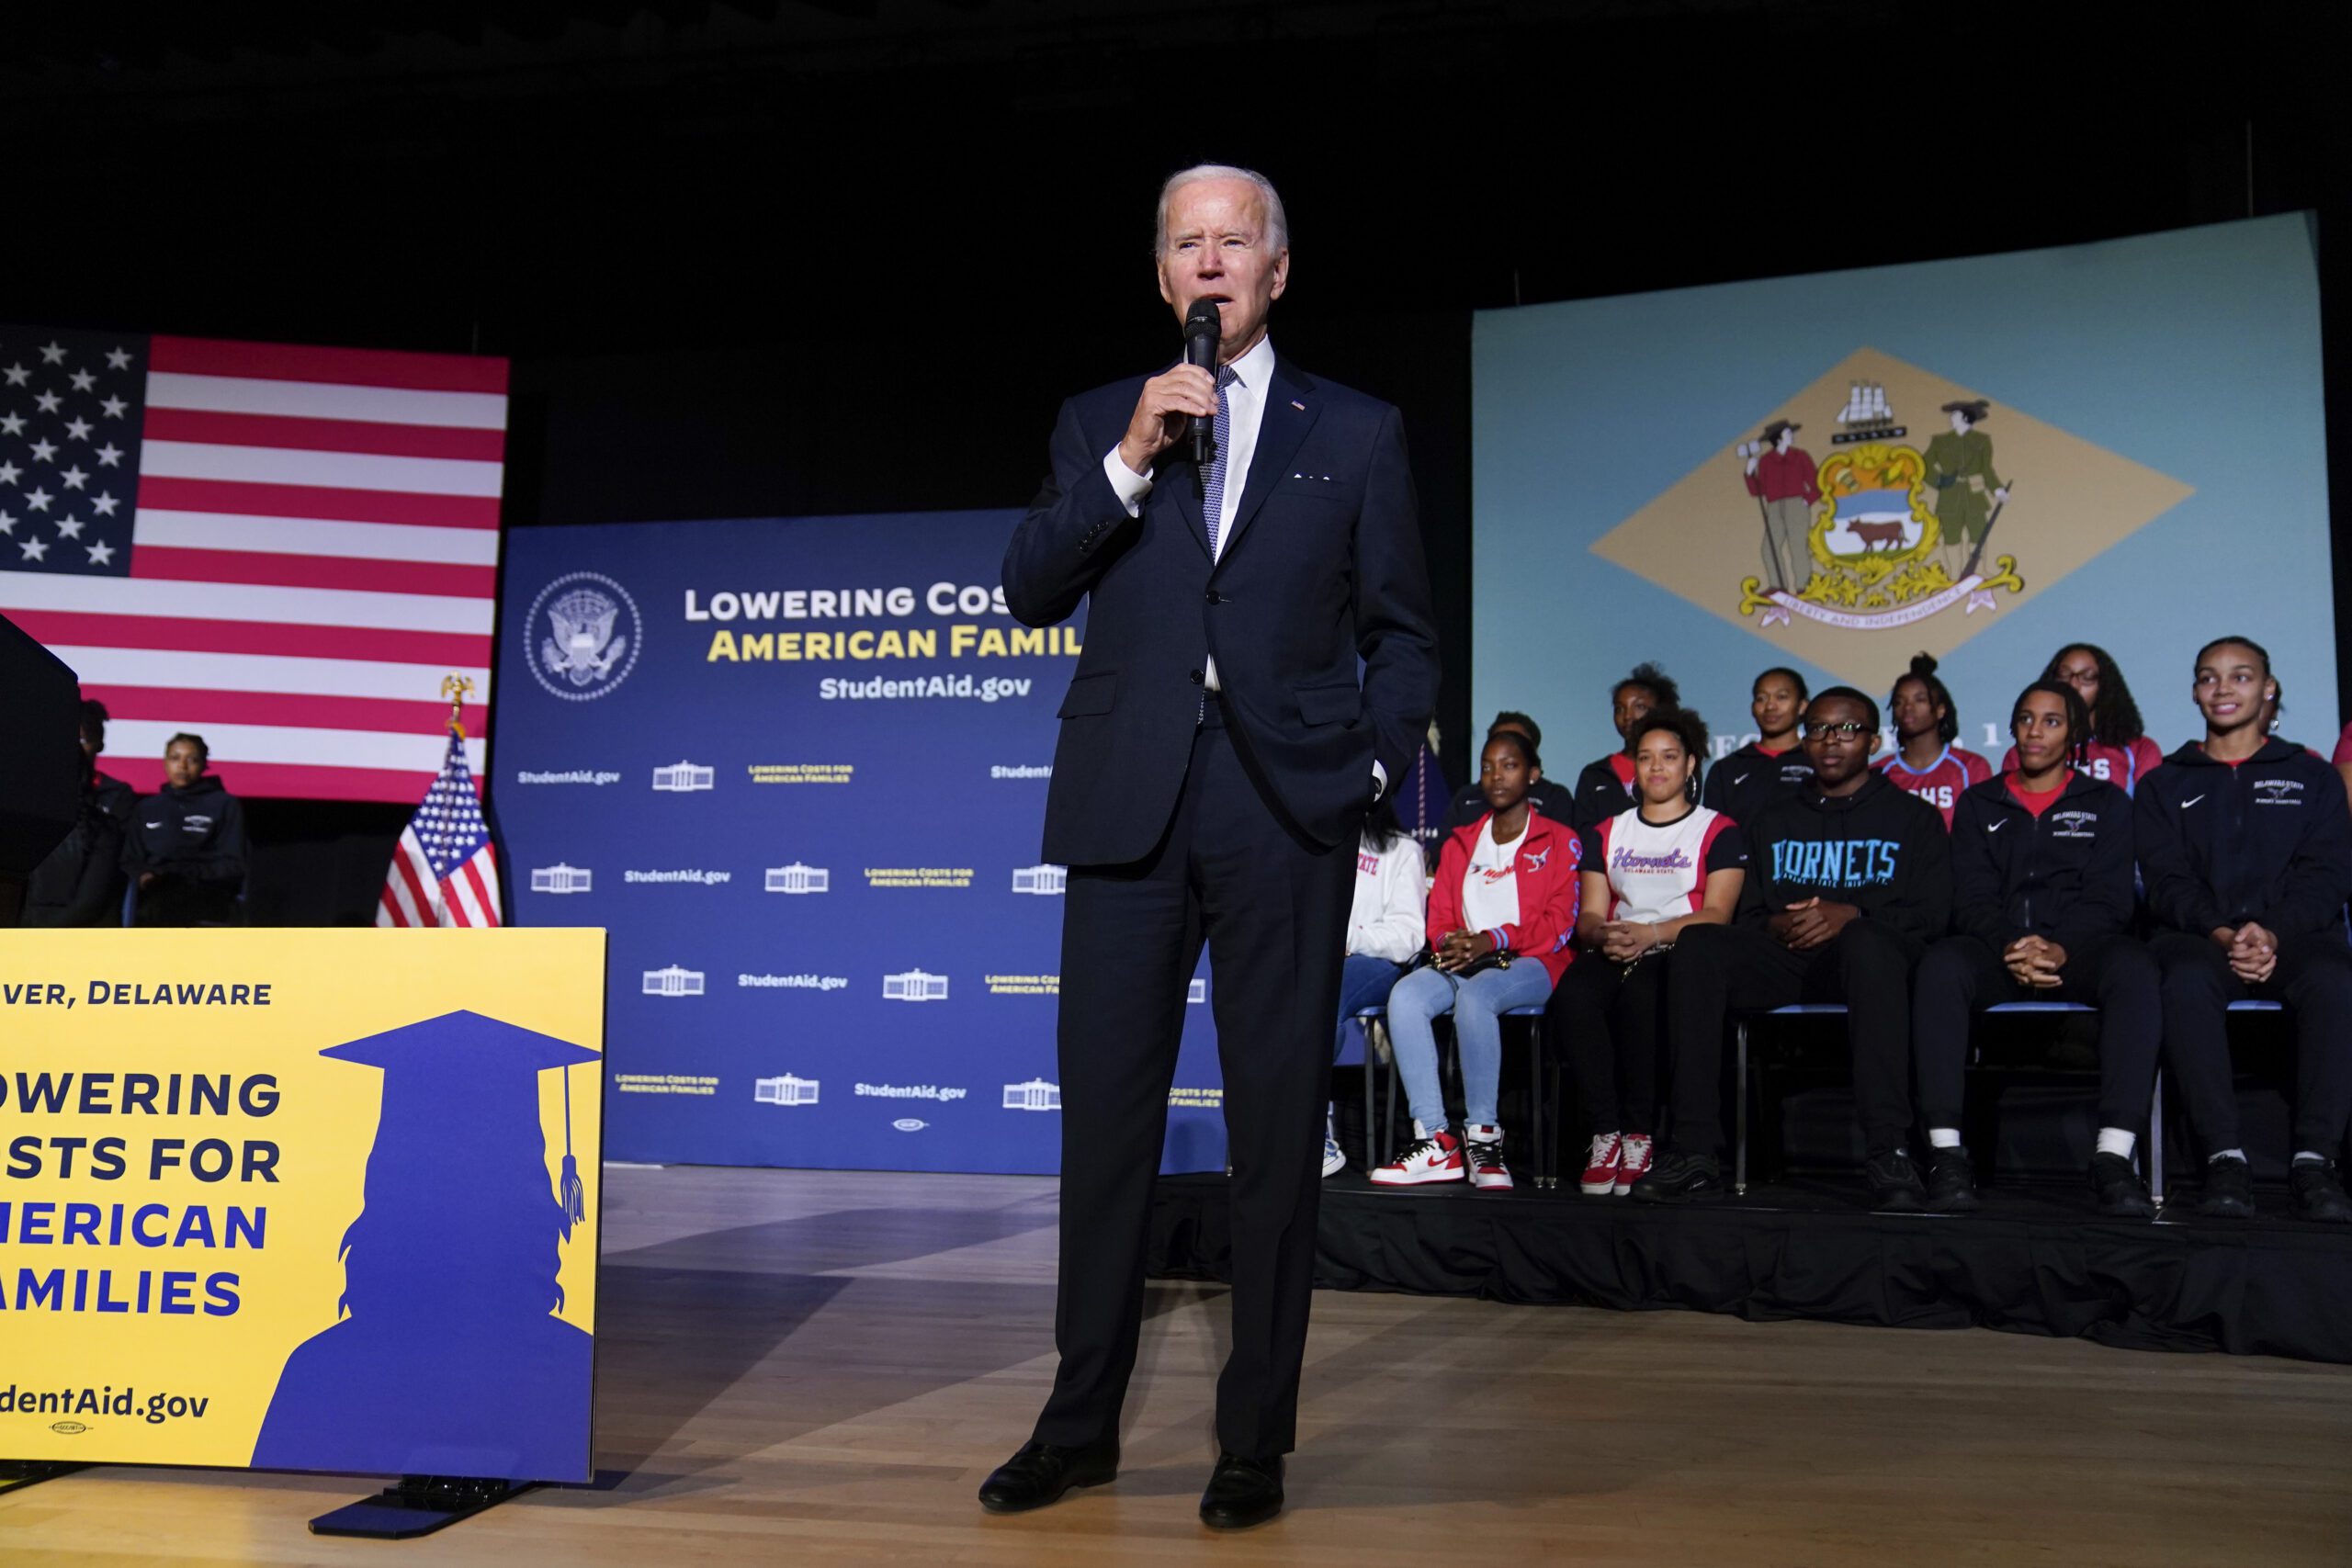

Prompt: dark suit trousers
[1035,699,1352,1460]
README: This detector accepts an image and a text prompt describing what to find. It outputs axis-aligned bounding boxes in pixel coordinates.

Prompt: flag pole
[440,673,475,742]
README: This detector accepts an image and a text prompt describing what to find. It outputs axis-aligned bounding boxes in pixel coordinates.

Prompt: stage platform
[1150,1170,2352,1365]
[7,1166,2350,1566]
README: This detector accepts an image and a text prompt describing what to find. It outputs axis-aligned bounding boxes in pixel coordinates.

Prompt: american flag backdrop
[0,324,504,802]
[379,730,503,928]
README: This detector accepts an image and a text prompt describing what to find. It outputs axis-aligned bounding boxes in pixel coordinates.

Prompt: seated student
[2002,643,2164,793]
[1912,681,2157,1216]
[1371,729,1581,1192]
[1444,711,1577,829]
[79,698,138,827]
[1877,652,1990,829]
[2138,637,2352,1223]
[24,728,128,927]
[2335,720,2352,814]
[1703,666,1815,828]
[124,732,248,927]
[1571,663,1681,829]
[1633,687,1952,1209]
[1329,795,1430,1177]
[1551,708,1745,1196]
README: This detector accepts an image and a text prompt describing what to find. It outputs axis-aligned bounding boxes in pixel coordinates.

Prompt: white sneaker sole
[1368,1165,1464,1187]
[1468,1173,1514,1190]
[1321,1153,1348,1178]
[1579,1176,1618,1196]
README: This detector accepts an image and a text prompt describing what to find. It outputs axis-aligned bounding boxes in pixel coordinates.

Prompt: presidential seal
[526,570,643,701]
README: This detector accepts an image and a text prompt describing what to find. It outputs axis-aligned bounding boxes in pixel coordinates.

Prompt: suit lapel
[1217,358,1318,562]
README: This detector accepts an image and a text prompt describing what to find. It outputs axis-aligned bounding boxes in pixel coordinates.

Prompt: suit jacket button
[1188,669,1204,685]
[1204,590,1222,604]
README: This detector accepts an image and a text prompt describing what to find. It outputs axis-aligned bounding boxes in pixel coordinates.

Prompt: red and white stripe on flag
[2,332,505,803]
[378,733,503,928]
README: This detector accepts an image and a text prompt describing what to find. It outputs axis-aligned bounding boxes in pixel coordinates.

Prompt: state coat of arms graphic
[1590,348,2194,686]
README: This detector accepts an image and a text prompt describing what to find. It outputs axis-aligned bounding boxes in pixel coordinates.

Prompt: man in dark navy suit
[982,164,1438,1529]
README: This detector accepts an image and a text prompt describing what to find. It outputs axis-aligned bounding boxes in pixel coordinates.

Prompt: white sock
[2293,1149,2329,1166]
[2211,1148,2247,1165]
[2096,1128,2137,1159]
[1466,1123,1501,1144]
[1928,1127,1962,1149]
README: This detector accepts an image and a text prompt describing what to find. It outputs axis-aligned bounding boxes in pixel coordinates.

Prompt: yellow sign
[0,929,604,1481]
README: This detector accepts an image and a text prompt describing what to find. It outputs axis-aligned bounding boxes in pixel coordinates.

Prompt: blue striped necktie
[1201,365,1238,557]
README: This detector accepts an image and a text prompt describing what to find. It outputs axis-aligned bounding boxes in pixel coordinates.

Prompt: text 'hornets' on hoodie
[1736,770,1952,943]
[2135,737,2352,941]
[1948,771,2134,953]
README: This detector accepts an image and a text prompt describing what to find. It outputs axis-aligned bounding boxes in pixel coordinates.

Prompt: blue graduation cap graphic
[252,1010,599,1482]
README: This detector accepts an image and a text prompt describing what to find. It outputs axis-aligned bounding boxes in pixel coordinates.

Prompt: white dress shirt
[1099,333,1385,799]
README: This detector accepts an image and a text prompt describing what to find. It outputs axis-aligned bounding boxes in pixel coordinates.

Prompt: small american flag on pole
[379,728,503,928]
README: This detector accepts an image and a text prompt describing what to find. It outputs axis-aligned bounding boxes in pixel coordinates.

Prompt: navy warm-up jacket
[2134,739,2352,940]
[1947,772,2135,953]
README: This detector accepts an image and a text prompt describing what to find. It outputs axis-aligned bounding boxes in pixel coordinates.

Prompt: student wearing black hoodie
[1634,687,1952,1209]
[1702,666,1815,829]
[2138,637,2352,1223]
[124,732,248,927]
[1913,680,2158,1217]
[1571,664,1679,829]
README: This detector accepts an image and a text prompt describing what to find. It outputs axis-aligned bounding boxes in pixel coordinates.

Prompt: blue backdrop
[1473,214,2336,775]
[494,513,1231,1175]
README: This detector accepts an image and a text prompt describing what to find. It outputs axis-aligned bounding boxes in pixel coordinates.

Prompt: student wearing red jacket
[1370,730,1581,1192]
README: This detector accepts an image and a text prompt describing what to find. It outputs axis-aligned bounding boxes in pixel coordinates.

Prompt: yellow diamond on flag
[1589,346,2193,689]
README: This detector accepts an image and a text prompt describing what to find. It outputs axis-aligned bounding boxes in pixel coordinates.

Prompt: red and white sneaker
[1369,1122,1464,1187]
[1613,1133,1654,1195]
[1464,1125,1513,1190]
[1578,1133,1623,1196]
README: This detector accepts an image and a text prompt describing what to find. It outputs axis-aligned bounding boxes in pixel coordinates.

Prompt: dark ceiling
[4,2,2335,363]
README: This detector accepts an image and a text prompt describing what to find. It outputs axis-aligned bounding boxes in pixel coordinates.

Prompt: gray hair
[1153,164,1289,257]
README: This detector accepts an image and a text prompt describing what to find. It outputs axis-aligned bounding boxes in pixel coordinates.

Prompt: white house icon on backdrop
[1188,978,1206,1004]
[643,965,706,997]
[755,1074,820,1106]
[531,863,593,894]
[652,761,716,792]
[1003,1078,1062,1111]
[1012,864,1068,896]
[883,969,950,1001]
[766,863,831,894]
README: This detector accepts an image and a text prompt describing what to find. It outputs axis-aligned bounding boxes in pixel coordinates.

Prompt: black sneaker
[1925,1146,1980,1213]
[1629,1148,1724,1203]
[2088,1152,2156,1219]
[2290,1158,2352,1224]
[1865,1148,1927,1213]
[2197,1154,2255,1219]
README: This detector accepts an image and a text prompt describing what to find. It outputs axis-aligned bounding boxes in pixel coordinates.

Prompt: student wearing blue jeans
[1328,796,1430,1175]
[1371,729,1582,1191]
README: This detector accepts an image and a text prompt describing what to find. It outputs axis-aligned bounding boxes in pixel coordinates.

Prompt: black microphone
[1182,298,1221,466]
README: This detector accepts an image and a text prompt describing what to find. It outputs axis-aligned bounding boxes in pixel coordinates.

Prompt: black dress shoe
[977,1437,1118,1514]
[1198,1450,1284,1530]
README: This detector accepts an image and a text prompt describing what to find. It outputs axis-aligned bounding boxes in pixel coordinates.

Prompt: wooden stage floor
[7,1164,2351,1566]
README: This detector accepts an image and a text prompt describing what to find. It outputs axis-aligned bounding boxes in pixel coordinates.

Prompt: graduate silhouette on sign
[252,1010,599,1481]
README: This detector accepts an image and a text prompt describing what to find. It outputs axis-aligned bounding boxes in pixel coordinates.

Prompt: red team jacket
[1427,811,1584,987]
[1874,744,1993,828]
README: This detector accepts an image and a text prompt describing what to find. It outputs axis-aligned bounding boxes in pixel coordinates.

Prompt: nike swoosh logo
[1986,819,2007,833]
[2183,795,2205,807]
[1733,773,1750,786]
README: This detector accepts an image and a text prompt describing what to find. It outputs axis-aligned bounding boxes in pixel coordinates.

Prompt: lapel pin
[1290,400,1306,411]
